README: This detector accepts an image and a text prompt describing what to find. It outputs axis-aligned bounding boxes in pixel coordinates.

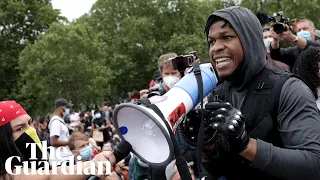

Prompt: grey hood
[206,6,266,92]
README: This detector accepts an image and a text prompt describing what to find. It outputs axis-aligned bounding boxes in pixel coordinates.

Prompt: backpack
[47,117,68,147]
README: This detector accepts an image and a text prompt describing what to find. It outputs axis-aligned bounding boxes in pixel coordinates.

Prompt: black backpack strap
[251,68,295,146]
[190,62,206,178]
[48,117,66,133]
[211,81,230,102]
[268,73,296,146]
[268,73,299,119]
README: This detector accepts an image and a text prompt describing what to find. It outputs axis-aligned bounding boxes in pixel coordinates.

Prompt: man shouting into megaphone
[191,6,320,180]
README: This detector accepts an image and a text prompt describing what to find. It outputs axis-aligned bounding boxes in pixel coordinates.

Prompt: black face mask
[14,127,45,169]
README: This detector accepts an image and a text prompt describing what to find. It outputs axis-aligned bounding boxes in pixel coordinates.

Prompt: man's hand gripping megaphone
[204,101,250,154]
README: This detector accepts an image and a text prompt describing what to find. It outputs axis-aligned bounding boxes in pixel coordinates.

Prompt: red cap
[0,101,27,127]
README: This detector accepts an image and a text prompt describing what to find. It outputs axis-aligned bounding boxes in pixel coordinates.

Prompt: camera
[146,85,166,98]
[268,11,291,34]
[170,51,198,73]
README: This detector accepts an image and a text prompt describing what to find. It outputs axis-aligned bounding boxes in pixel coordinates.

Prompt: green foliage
[18,22,111,116]
[2,0,320,117]
[0,0,63,101]
[81,0,224,102]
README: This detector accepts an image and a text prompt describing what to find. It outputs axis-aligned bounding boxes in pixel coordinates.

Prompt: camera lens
[274,23,286,34]
[188,57,193,65]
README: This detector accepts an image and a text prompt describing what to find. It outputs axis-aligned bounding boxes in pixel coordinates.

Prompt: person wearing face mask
[140,53,182,99]
[263,26,290,72]
[0,100,119,180]
[48,98,74,166]
[92,109,111,149]
[158,53,182,91]
[270,19,320,74]
[68,132,95,161]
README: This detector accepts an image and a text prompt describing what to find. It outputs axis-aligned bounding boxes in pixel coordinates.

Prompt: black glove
[205,101,250,153]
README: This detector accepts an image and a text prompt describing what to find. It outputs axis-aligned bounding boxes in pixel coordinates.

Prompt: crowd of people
[30,99,130,179]
[1,5,320,180]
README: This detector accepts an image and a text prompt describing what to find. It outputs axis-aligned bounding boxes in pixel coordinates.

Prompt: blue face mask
[63,108,70,117]
[79,145,93,161]
[95,113,101,119]
[297,31,312,40]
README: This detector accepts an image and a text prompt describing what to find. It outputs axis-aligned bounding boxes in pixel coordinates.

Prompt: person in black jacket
[92,109,111,149]
[201,6,320,180]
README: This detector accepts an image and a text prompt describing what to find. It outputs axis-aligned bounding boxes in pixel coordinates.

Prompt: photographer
[199,6,320,180]
[140,52,201,99]
[270,18,320,74]
[263,26,290,72]
[136,53,203,180]
[140,53,182,99]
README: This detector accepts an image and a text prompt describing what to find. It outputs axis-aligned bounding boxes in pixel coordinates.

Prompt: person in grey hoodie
[200,6,320,180]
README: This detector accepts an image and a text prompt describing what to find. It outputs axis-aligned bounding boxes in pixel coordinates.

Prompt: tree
[78,0,228,101]
[18,22,111,116]
[239,0,320,28]
[0,0,64,101]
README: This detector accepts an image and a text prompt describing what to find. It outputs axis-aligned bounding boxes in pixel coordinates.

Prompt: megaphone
[114,63,218,167]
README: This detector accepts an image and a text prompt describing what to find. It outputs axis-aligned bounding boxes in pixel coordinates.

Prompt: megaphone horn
[114,63,218,167]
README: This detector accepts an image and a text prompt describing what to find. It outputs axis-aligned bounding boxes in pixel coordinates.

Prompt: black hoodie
[206,6,266,93]
[202,6,320,180]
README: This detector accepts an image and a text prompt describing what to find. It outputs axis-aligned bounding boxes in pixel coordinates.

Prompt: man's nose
[210,40,224,55]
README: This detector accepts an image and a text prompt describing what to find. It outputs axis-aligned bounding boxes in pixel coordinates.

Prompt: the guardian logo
[5,141,111,176]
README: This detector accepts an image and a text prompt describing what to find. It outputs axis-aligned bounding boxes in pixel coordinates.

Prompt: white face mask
[95,113,101,119]
[263,38,273,49]
[163,76,180,89]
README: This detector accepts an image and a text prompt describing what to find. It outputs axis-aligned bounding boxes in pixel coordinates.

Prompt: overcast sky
[51,0,97,21]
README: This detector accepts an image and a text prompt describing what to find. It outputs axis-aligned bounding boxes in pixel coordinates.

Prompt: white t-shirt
[49,115,73,164]
[69,113,80,127]
[70,113,80,121]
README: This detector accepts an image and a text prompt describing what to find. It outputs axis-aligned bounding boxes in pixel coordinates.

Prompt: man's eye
[208,40,215,46]
[224,36,233,40]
